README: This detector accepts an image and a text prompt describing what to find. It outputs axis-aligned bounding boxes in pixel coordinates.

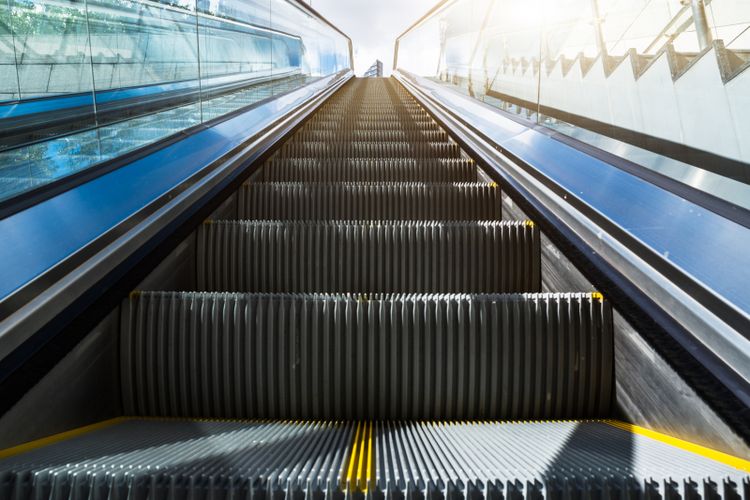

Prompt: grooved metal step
[275,141,462,159]
[121,292,612,419]
[237,182,501,221]
[294,129,449,142]
[197,220,540,293]
[1,419,747,500]
[305,121,436,131]
[260,158,478,183]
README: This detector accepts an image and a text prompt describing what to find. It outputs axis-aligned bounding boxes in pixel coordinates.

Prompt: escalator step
[304,120,437,131]
[237,182,501,221]
[307,115,432,123]
[2,419,747,500]
[197,220,540,293]
[121,292,612,419]
[260,158,477,182]
[276,141,461,159]
[294,129,449,142]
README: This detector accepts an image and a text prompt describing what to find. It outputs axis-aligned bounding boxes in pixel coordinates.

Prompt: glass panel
[87,0,202,161]
[270,0,350,95]
[197,0,275,121]
[395,0,750,208]
[710,0,750,50]
[10,0,95,100]
[0,0,98,198]
[0,0,19,102]
[0,0,351,203]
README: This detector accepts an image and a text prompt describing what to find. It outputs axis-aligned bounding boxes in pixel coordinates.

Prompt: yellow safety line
[0,417,130,460]
[356,421,368,491]
[365,422,374,492]
[605,420,750,473]
[344,421,362,491]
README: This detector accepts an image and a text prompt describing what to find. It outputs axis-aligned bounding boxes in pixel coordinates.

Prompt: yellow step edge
[605,420,750,473]
[343,421,362,491]
[0,417,130,460]
[356,421,369,491]
[366,421,374,491]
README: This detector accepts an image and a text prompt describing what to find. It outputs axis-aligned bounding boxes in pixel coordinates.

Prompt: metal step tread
[1,419,747,500]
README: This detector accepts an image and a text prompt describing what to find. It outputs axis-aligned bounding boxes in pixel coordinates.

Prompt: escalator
[0,78,748,499]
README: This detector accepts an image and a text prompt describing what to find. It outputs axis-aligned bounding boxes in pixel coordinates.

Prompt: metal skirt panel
[120,292,613,419]
[237,183,501,221]
[196,221,541,293]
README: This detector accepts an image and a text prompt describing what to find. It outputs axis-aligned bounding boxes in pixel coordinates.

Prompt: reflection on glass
[87,0,203,131]
[0,0,351,203]
[0,0,19,101]
[10,0,95,99]
[396,0,750,207]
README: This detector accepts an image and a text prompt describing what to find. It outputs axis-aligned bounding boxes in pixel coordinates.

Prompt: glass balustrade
[395,0,750,208]
[0,0,352,203]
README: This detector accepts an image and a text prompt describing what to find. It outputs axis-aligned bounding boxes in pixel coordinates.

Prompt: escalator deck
[1,78,748,499]
[0,419,748,500]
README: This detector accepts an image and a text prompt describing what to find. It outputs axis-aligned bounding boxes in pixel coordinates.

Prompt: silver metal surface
[0,419,747,500]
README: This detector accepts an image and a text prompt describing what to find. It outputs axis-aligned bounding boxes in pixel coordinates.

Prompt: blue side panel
[285,39,303,68]
[0,94,95,119]
[0,74,341,301]
[502,130,750,313]
[320,53,337,77]
[0,82,197,119]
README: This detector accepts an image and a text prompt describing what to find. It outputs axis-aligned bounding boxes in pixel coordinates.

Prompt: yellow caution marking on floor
[605,420,750,473]
[340,421,375,493]
[0,417,130,460]
[365,421,374,492]
[356,421,369,491]
[344,421,363,491]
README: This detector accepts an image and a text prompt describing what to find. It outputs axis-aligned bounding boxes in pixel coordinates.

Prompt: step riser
[294,131,449,142]
[237,183,501,221]
[122,293,613,419]
[260,159,477,182]
[276,142,462,159]
[197,221,541,293]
